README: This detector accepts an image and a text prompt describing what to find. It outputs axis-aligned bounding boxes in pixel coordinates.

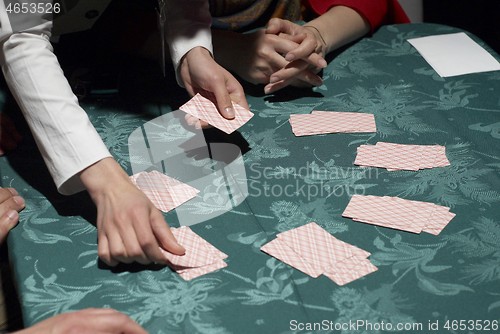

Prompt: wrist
[304,25,328,56]
[79,157,131,199]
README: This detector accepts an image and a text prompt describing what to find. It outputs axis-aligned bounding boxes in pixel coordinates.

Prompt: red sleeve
[305,0,410,33]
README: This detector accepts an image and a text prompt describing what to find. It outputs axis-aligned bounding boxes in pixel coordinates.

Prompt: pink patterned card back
[161,226,225,268]
[276,222,368,271]
[354,142,450,170]
[179,93,254,134]
[175,260,227,281]
[130,170,199,213]
[261,238,322,277]
[323,256,378,286]
[290,111,376,136]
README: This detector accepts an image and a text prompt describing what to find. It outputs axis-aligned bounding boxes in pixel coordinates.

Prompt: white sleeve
[165,0,213,86]
[0,20,112,195]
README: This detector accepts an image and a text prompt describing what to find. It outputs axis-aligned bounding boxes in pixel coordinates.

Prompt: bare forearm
[306,6,370,55]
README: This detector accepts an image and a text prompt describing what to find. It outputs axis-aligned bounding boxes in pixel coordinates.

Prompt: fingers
[97,231,119,267]
[184,114,209,130]
[88,309,148,334]
[210,80,236,120]
[284,33,327,69]
[51,308,147,334]
[150,209,185,256]
[0,209,19,244]
[265,71,317,94]
[224,72,250,110]
[269,60,323,88]
[266,18,327,70]
[265,18,296,36]
[98,204,184,266]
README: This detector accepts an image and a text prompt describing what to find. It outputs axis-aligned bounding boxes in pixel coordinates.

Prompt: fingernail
[7,210,18,221]
[8,188,19,196]
[264,86,272,94]
[319,59,327,68]
[269,76,279,84]
[13,196,25,207]
[285,53,295,61]
[224,107,235,119]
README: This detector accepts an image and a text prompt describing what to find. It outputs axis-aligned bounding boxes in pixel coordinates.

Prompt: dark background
[423,0,500,53]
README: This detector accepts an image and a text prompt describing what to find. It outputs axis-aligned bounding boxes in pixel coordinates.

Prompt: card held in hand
[160,226,228,280]
[130,170,199,213]
[179,93,254,134]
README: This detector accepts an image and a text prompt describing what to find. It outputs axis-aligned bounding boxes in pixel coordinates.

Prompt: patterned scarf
[209,0,303,31]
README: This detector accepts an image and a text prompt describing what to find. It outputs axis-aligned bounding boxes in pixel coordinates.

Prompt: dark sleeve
[305,0,410,32]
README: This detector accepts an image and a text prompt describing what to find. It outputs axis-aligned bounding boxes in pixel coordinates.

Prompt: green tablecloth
[2,23,500,333]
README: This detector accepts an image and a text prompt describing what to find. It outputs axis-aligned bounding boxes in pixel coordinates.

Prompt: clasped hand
[226,18,327,94]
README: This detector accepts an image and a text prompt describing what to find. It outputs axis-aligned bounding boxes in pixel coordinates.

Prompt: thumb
[266,18,296,36]
[151,213,185,256]
[0,210,19,244]
[211,82,236,120]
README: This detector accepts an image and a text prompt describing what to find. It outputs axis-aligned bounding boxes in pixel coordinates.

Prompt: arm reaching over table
[0,191,147,334]
[0,3,183,266]
[165,0,248,122]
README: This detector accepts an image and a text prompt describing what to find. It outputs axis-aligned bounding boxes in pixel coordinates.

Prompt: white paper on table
[407,32,500,77]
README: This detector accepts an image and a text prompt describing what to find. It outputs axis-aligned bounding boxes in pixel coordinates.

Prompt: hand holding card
[180,93,254,134]
[130,171,199,213]
[160,226,228,280]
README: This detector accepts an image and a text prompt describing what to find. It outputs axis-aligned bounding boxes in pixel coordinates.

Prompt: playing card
[130,170,199,213]
[342,195,424,233]
[179,93,254,134]
[130,171,199,212]
[261,223,376,285]
[422,207,456,235]
[261,238,322,277]
[290,111,376,136]
[160,226,226,268]
[323,256,378,286]
[175,260,227,281]
[159,226,228,280]
[276,222,370,271]
[354,142,450,171]
[343,195,455,234]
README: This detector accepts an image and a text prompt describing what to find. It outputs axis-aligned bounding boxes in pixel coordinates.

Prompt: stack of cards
[179,93,254,134]
[260,222,377,285]
[354,142,450,171]
[160,226,228,280]
[289,111,376,137]
[130,170,199,212]
[342,195,456,235]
